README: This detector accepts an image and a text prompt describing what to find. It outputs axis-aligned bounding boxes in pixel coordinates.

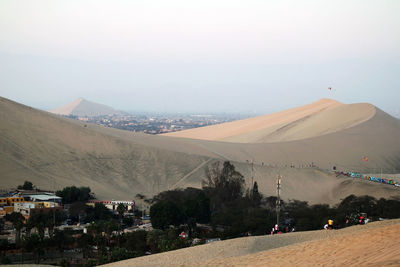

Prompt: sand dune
[163,99,377,143]
[50,97,84,115]
[50,97,124,117]
[103,219,400,267]
[1,96,399,203]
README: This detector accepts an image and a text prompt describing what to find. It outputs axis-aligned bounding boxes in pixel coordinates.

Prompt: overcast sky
[0,0,399,114]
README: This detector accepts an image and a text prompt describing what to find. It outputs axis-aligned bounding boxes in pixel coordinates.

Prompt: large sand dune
[103,219,400,267]
[163,99,377,143]
[1,96,399,203]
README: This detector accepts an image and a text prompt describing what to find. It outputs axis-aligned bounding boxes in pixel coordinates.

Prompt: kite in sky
[362,156,369,162]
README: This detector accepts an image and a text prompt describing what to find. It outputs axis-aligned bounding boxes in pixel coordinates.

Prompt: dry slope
[0,97,210,199]
[1,97,399,203]
[163,98,376,143]
[104,219,400,267]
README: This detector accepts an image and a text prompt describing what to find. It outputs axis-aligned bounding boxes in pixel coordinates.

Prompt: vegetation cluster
[2,162,400,266]
[150,161,400,238]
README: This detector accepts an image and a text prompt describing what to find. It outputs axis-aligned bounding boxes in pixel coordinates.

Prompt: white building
[87,200,135,211]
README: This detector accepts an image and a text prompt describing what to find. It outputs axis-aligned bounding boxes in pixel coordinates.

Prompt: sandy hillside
[162,98,342,141]
[163,99,376,143]
[0,97,210,200]
[1,96,399,203]
[104,219,400,267]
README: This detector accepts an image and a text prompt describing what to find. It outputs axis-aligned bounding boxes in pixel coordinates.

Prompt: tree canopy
[56,186,91,204]
[202,161,245,213]
[17,181,33,190]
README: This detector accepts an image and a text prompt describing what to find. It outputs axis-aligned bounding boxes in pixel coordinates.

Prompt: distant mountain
[50,98,125,117]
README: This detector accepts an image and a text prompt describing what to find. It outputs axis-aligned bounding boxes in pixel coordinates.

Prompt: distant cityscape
[67,113,251,134]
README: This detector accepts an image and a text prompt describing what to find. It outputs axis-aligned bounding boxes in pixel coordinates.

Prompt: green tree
[5,212,24,245]
[182,191,210,224]
[18,181,33,190]
[0,218,4,234]
[22,234,44,264]
[150,201,184,230]
[251,181,262,206]
[117,203,126,217]
[56,186,91,204]
[85,202,113,222]
[146,229,164,253]
[203,161,245,212]
[335,195,377,225]
[51,229,73,257]
[69,201,87,222]
[110,247,134,262]
[123,230,147,255]
[27,212,46,239]
[0,239,9,257]
[153,188,211,225]
[377,198,400,219]
[77,233,93,259]
[45,210,66,237]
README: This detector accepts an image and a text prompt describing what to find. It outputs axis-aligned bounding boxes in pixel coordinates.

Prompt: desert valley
[1,1,400,265]
[1,97,399,204]
[1,95,400,266]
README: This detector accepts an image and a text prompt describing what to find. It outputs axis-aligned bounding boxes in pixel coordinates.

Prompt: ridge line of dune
[50,97,84,115]
[162,98,342,141]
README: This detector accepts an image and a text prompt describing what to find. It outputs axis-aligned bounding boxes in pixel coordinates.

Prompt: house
[87,200,135,212]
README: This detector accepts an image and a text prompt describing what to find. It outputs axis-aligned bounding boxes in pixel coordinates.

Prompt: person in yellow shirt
[328,219,334,230]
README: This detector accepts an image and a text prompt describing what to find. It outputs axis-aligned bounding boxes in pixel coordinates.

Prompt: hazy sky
[0,0,399,114]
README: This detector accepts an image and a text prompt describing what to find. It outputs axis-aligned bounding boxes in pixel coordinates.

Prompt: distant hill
[1,96,399,204]
[50,97,125,117]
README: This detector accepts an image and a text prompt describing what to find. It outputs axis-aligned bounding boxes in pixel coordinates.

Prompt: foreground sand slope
[105,220,400,267]
[201,221,400,267]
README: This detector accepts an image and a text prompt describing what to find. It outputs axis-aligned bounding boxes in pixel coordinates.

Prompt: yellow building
[0,206,14,217]
[6,197,25,206]
[0,198,7,206]
[35,201,59,208]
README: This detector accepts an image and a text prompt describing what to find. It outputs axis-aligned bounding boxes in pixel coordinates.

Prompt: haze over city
[1,0,399,114]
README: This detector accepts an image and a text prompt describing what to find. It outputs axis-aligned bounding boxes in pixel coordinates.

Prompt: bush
[150,201,184,230]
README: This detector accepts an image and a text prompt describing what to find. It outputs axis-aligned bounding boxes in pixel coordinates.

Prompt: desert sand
[104,219,400,267]
[49,97,84,115]
[50,97,123,116]
[1,96,399,203]
[162,99,376,143]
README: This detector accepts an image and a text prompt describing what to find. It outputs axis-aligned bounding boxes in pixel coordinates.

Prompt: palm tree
[5,212,24,245]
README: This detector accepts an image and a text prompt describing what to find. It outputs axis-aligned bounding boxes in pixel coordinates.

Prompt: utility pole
[53,179,56,229]
[276,175,282,227]
[251,160,254,194]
